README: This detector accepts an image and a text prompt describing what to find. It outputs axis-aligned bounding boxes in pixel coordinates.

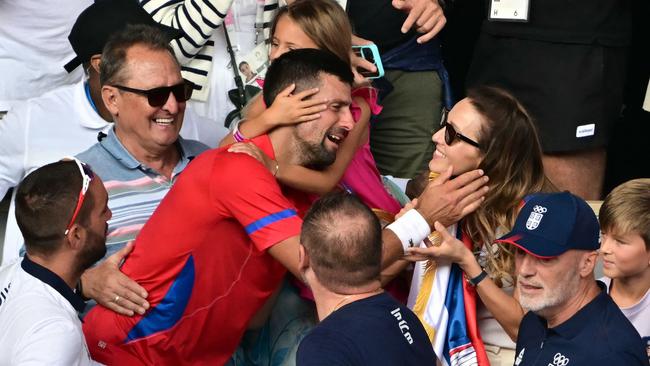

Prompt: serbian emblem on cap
[526,205,547,230]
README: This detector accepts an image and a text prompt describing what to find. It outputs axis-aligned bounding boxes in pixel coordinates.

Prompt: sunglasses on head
[62,157,95,235]
[440,108,481,149]
[111,79,194,107]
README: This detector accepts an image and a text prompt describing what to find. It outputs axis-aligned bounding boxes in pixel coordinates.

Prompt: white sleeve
[0,103,29,199]
[142,0,234,65]
[12,318,93,366]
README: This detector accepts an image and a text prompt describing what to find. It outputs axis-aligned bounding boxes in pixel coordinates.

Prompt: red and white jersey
[83,135,308,365]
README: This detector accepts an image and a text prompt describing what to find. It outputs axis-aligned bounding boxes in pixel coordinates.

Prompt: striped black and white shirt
[142,0,280,101]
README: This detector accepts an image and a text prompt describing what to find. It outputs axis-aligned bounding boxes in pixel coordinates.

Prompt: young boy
[599,178,650,360]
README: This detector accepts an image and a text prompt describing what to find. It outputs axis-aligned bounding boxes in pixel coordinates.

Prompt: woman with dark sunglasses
[402,86,556,365]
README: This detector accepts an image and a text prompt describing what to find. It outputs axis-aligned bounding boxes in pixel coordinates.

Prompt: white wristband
[386,209,431,253]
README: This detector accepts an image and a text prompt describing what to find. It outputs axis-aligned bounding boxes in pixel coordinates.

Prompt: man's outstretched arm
[268,167,489,280]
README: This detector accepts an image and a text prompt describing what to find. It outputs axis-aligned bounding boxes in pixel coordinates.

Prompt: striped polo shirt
[76,128,209,258]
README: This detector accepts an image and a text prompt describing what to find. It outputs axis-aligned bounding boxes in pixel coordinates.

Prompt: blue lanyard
[84,82,98,113]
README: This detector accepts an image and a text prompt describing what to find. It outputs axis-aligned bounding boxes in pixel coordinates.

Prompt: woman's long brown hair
[463,86,555,286]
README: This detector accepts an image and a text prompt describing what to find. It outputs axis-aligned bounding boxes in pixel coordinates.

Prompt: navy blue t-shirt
[296,292,436,366]
[514,282,649,366]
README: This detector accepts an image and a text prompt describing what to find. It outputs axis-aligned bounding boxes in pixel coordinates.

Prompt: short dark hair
[300,192,382,291]
[15,161,95,256]
[263,48,353,107]
[100,23,177,86]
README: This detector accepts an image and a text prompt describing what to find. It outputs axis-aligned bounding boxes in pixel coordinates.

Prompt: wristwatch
[466,270,488,287]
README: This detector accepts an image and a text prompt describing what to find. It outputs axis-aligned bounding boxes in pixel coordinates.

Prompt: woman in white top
[404,86,555,365]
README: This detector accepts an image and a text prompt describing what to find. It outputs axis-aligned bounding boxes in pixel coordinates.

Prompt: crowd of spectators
[0,0,648,365]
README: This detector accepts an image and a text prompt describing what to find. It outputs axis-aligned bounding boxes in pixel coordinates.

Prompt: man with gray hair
[76,23,212,316]
[496,192,648,366]
[0,0,224,266]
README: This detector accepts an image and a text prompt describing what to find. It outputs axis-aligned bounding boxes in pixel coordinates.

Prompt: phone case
[352,44,384,79]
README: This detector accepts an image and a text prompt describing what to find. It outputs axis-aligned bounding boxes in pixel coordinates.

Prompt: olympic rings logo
[548,353,570,366]
[533,205,548,214]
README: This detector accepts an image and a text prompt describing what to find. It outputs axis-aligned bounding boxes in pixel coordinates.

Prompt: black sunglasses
[112,79,194,107]
[440,109,481,149]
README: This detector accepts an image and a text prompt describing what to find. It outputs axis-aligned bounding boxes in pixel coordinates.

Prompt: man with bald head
[296,192,436,365]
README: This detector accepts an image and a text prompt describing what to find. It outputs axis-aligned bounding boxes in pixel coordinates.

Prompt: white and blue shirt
[0,256,98,365]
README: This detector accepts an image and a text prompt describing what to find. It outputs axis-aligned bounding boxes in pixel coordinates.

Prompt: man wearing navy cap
[497,192,648,366]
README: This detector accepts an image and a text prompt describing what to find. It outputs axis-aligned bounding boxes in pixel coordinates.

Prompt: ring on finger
[114,295,120,303]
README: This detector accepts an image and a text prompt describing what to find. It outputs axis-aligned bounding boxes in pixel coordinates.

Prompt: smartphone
[352,44,384,79]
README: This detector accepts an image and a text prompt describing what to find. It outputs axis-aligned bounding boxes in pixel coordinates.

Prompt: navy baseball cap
[496,192,600,258]
[64,0,182,73]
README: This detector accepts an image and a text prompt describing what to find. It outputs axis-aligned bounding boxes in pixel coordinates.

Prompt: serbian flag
[408,224,490,366]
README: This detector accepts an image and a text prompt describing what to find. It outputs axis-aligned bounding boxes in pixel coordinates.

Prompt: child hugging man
[599,178,650,360]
